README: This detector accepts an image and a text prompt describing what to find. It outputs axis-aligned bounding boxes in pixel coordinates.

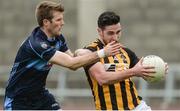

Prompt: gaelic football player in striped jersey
[76,11,168,110]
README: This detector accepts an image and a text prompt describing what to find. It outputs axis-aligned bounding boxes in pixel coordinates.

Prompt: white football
[142,55,166,83]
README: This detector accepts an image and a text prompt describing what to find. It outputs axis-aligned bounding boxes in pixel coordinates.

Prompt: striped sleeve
[124,48,139,68]
[83,44,98,71]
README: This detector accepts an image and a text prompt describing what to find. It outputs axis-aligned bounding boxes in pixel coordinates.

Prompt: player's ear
[97,28,103,36]
[43,19,50,27]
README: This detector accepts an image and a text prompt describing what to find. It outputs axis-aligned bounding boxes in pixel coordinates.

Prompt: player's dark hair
[35,1,64,27]
[98,11,120,29]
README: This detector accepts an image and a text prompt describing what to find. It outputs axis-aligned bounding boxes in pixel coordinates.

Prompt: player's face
[98,23,122,45]
[47,11,64,37]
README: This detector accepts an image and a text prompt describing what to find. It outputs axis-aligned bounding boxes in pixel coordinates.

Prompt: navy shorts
[4,90,60,110]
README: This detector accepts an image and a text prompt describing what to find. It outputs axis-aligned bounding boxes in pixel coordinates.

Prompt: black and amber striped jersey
[84,39,142,110]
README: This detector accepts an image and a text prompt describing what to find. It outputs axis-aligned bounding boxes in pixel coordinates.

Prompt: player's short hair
[98,11,120,30]
[35,1,64,27]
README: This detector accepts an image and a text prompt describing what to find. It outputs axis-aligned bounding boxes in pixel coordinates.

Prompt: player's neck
[40,27,54,39]
[99,37,106,46]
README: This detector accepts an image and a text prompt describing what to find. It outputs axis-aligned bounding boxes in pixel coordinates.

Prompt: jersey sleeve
[59,35,68,52]
[28,38,56,61]
[124,48,139,68]
[83,44,98,71]
[84,46,97,52]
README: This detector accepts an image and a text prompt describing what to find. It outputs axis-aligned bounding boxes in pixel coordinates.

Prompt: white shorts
[132,100,151,111]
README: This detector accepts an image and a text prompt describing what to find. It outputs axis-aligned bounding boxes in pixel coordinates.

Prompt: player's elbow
[66,63,79,70]
[98,78,110,86]
[98,79,108,86]
[68,66,78,71]
[65,59,80,71]
[95,72,109,86]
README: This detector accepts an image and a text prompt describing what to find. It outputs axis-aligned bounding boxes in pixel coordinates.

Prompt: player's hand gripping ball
[142,55,166,83]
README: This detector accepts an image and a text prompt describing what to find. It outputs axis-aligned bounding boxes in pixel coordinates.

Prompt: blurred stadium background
[0,0,180,110]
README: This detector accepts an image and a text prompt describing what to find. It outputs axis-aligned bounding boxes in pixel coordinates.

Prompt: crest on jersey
[40,42,48,49]
[104,63,129,71]
[113,56,119,61]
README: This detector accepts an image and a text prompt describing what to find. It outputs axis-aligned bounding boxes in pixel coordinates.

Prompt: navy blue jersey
[5,27,68,98]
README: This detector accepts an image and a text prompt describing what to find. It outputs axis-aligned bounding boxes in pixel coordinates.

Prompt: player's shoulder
[84,39,102,52]
[29,27,46,42]
[29,36,48,49]
[85,39,103,48]
[123,47,139,62]
[57,34,66,42]
[28,28,51,51]
[123,47,136,55]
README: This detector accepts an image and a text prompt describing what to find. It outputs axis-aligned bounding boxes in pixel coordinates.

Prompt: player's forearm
[68,52,99,70]
[50,51,102,70]
[97,69,135,85]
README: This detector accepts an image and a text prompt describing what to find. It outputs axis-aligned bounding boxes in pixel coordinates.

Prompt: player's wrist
[128,68,136,77]
[97,49,106,58]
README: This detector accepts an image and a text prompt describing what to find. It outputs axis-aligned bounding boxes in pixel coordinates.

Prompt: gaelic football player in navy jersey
[3,1,121,110]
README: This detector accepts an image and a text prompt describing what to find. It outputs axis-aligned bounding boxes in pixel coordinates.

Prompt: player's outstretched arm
[49,41,121,70]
